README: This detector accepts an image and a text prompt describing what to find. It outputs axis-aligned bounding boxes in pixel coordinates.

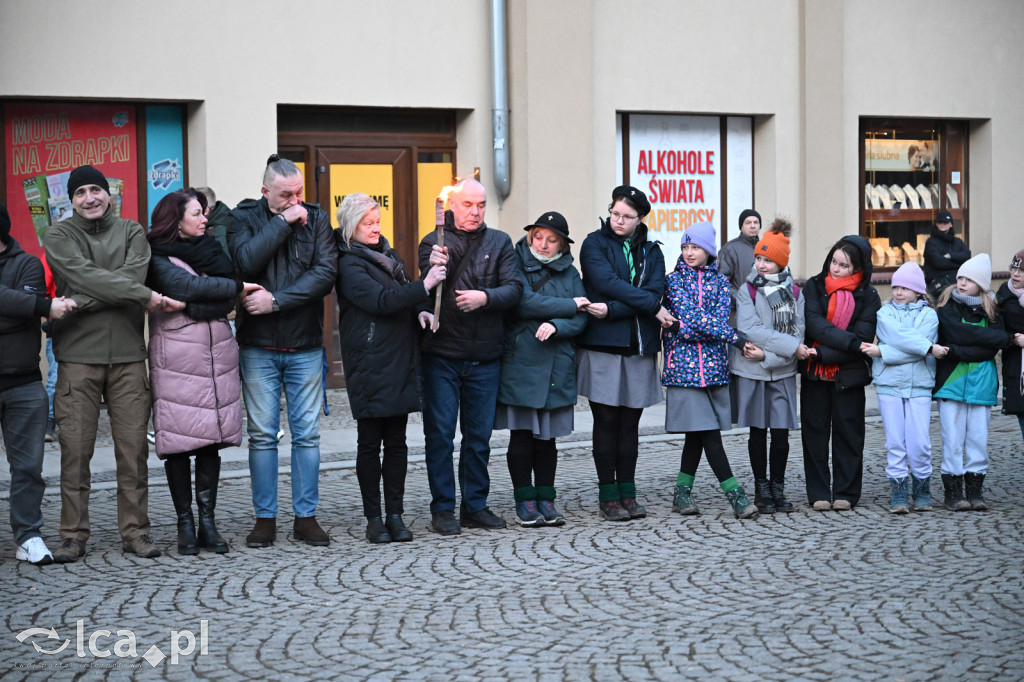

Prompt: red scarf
[810,271,863,381]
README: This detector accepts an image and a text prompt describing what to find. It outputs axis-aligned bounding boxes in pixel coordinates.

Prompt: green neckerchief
[622,238,635,284]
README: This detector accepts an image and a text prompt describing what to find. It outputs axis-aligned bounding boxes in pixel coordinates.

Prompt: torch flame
[436,175,470,209]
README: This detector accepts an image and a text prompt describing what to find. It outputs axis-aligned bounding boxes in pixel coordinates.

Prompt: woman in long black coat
[335,193,445,543]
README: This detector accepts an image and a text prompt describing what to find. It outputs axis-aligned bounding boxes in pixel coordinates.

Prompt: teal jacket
[933,296,1011,405]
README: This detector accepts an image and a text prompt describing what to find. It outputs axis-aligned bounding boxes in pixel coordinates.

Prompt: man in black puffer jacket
[923,210,970,296]
[416,179,523,535]
[228,156,338,549]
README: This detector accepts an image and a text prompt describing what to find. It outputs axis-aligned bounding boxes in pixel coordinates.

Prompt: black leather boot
[942,473,971,512]
[195,455,229,553]
[164,457,198,555]
[754,479,776,514]
[964,472,988,511]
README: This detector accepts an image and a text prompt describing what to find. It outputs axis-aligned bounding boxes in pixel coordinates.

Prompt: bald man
[417,179,523,535]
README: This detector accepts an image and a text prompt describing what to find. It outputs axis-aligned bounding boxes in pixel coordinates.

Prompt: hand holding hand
[49,296,77,319]
[573,296,591,311]
[795,344,811,360]
[743,342,766,361]
[862,342,881,358]
[931,344,950,359]
[454,289,487,312]
[535,322,556,341]
[241,282,265,296]
[243,289,275,315]
[1015,333,1024,348]
[655,306,677,328]
[584,302,608,319]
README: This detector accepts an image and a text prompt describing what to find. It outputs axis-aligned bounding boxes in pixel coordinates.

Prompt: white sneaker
[16,536,54,565]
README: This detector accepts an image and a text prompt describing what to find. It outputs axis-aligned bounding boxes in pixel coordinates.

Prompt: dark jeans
[590,401,643,485]
[1,381,47,544]
[800,378,865,506]
[356,415,409,518]
[421,355,500,514]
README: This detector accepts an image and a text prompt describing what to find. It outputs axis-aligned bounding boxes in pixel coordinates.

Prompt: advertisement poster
[865,138,937,171]
[144,105,185,220]
[4,102,138,259]
[329,164,394,242]
[627,114,721,271]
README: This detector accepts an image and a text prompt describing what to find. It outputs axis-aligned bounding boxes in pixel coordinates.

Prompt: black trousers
[590,401,643,485]
[800,379,865,506]
[356,415,409,518]
[506,429,557,490]
[680,430,734,483]
[748,427,790,482]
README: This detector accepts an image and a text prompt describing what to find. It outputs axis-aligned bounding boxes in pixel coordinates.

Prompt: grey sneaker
[122,534,161,558]
[537,500,565,526]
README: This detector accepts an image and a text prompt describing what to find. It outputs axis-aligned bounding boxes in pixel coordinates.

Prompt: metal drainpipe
[491,0,510,207]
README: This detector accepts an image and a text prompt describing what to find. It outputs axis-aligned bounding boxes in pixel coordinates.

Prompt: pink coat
[149,258,242,458]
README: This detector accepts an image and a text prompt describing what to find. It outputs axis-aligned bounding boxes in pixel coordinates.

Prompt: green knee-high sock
[536,485,557,502]
[719,477,740,492]
[513,486,537,502]
[677,472,695,488]
[598,483,620,502]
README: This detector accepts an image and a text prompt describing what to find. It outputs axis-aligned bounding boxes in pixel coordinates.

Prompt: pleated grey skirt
[732,375,799,429]
[577,349,663,409]
[494,404,575,440]
[665,385,731,433]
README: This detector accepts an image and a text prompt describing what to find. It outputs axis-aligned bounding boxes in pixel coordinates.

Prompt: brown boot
[293,516,330,546]
[122,534,161,558]
[53,537,86,564]
[245,518,276,548]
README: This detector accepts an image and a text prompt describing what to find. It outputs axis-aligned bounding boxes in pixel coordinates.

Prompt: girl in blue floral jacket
[662,222,757,519]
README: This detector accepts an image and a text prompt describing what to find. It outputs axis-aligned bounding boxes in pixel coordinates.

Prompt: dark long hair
[148,189,207,244]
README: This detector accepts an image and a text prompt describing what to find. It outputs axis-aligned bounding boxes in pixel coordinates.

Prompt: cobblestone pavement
[1,412,1023,681]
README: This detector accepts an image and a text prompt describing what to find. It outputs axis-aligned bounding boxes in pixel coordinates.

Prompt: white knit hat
[957,253,992,292]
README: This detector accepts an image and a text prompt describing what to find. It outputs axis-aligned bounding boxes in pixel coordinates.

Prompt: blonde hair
[936,284,998,322]
[527,226,569,254]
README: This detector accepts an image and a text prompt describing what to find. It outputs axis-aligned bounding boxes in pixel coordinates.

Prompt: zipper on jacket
[636,244,650,355]
[697,270,706,385]
[208,321,225,441]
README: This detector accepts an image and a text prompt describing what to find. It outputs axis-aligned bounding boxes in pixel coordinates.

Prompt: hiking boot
[460,507,507,530]
[754,479,776,514]
[889,477,910,514]
[430,510,461,536]
[911,476,933,511]
[537,500,565,526]
[964,472,988,511]
[293,516,330,546]
[53,537,85,563]
[942,474,971,511]
[620,498,647,519]
[246,518,277,548]
[725,486,759,519]
[515,500,545,527]
[385,514,413,542]
[598,500,630,521]
[770,480,795,513]
[16,537,53,565]
[672,485,699,515]
[365,517,392,544]
[122,534,161,558]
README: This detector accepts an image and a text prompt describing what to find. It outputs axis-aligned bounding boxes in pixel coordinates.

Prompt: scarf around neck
[1007,281,1024,307]
[751,268,797,334]
[530,247,563,265]
[809,271,863,381]
[150,234,234,278]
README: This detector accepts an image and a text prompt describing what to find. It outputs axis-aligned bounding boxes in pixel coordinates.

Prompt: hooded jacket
[799,235,881,391]
[997,282,1024,415]
[0,237,50,384]
[923,224,971,295]
[576,218,665,356]
[43,207,152,364]
[933,294,1011,405]
[870,300,938,399]
[497,236,588,410]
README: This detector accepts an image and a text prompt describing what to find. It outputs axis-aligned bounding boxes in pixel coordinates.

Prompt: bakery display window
[860,118,968,271]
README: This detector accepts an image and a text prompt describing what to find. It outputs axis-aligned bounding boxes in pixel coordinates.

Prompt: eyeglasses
[610,210,638,223]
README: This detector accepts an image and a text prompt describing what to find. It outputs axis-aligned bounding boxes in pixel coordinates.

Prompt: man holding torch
[417,178,523,535]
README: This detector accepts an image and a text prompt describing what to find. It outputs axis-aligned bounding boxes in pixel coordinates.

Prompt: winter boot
[964,472,988,511]
[724,485,759,519]
[888,477,910,514]
[770,479,795,513]
[911,476,933,511]
[195,455,229,553]
[164,457,198,555]
[672,485,699,515]
[941,474,971,512]
[754,479,776,514]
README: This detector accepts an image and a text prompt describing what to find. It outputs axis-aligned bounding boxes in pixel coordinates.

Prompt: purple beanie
[890,261,927,295]
[682,222,718,258]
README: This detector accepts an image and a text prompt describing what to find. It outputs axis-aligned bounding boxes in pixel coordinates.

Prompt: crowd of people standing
[3,161,1023,566]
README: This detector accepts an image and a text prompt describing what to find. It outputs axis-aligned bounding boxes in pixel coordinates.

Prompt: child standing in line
[933,253,1014,511]
[862,262,940,514]
[731,218,809,514]
[995,249,1024,444]
[662,222,757,519]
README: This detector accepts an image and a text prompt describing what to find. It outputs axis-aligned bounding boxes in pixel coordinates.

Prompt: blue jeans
[239,347,323,518]
[0,381,47,544]
[46,338,57,419]
[421,355,500,514]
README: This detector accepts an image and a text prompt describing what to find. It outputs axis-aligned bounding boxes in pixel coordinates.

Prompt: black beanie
[738,209,761,230]
[67,165,110,198]
[0,203,11,245]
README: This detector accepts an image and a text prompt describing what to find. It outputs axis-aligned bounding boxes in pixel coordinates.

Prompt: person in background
[923,210,970,296]
[995,249,1024,443]
[196,186,233,257]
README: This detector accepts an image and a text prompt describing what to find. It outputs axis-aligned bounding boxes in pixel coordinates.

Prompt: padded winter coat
[730,271,805,382]
[923,225,970,296]
[148,256,242,458]
[870,300,938,399]
[933,296,1011,406]
[997,283,1024,416]
[0,237,49,382]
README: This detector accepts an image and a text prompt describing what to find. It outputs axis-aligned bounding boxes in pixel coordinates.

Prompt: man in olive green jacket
[43,165,183,563]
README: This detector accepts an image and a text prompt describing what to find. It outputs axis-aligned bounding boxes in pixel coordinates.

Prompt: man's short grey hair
[195,186,216,205]
[262,157,302,187]
[337,193,381,246]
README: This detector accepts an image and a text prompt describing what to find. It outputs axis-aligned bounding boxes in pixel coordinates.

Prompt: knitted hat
[1009,248,1024,271]
[611,185,651,217]
[682,221,717,258]
[0,203,10,246]
[525,211,573,244]
[890,261,927,295]
[753,217,791,268]
[738,208,762,230]
[957,253,992,291]
[66,165,110,198]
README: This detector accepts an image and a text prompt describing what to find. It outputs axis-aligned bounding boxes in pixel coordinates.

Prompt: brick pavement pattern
[1,414,1023,680]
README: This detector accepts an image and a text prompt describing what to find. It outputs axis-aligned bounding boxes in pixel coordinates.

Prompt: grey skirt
[494,404,575,440]
[577,349,663,409]
[665,385,731,432]
[732,375,799,429]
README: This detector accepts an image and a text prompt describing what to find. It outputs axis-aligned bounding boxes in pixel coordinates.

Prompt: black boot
[942,474,971,512]
[195,455,229,553]
[770,479,795,513]
[754,479,776,514]
[964,472,988,511]
[164,458,198,556]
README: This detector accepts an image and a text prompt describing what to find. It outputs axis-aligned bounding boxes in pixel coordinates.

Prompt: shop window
[860,118,968,272]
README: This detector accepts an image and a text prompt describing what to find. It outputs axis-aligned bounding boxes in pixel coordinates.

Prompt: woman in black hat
[576,186,675,521]
[495,212,590,527]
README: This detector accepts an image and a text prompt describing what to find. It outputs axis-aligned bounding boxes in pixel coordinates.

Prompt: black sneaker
[430,510,462,536]
[460,507,507,530]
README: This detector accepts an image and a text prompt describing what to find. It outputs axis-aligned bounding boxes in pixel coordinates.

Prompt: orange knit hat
[754,217,792,268]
